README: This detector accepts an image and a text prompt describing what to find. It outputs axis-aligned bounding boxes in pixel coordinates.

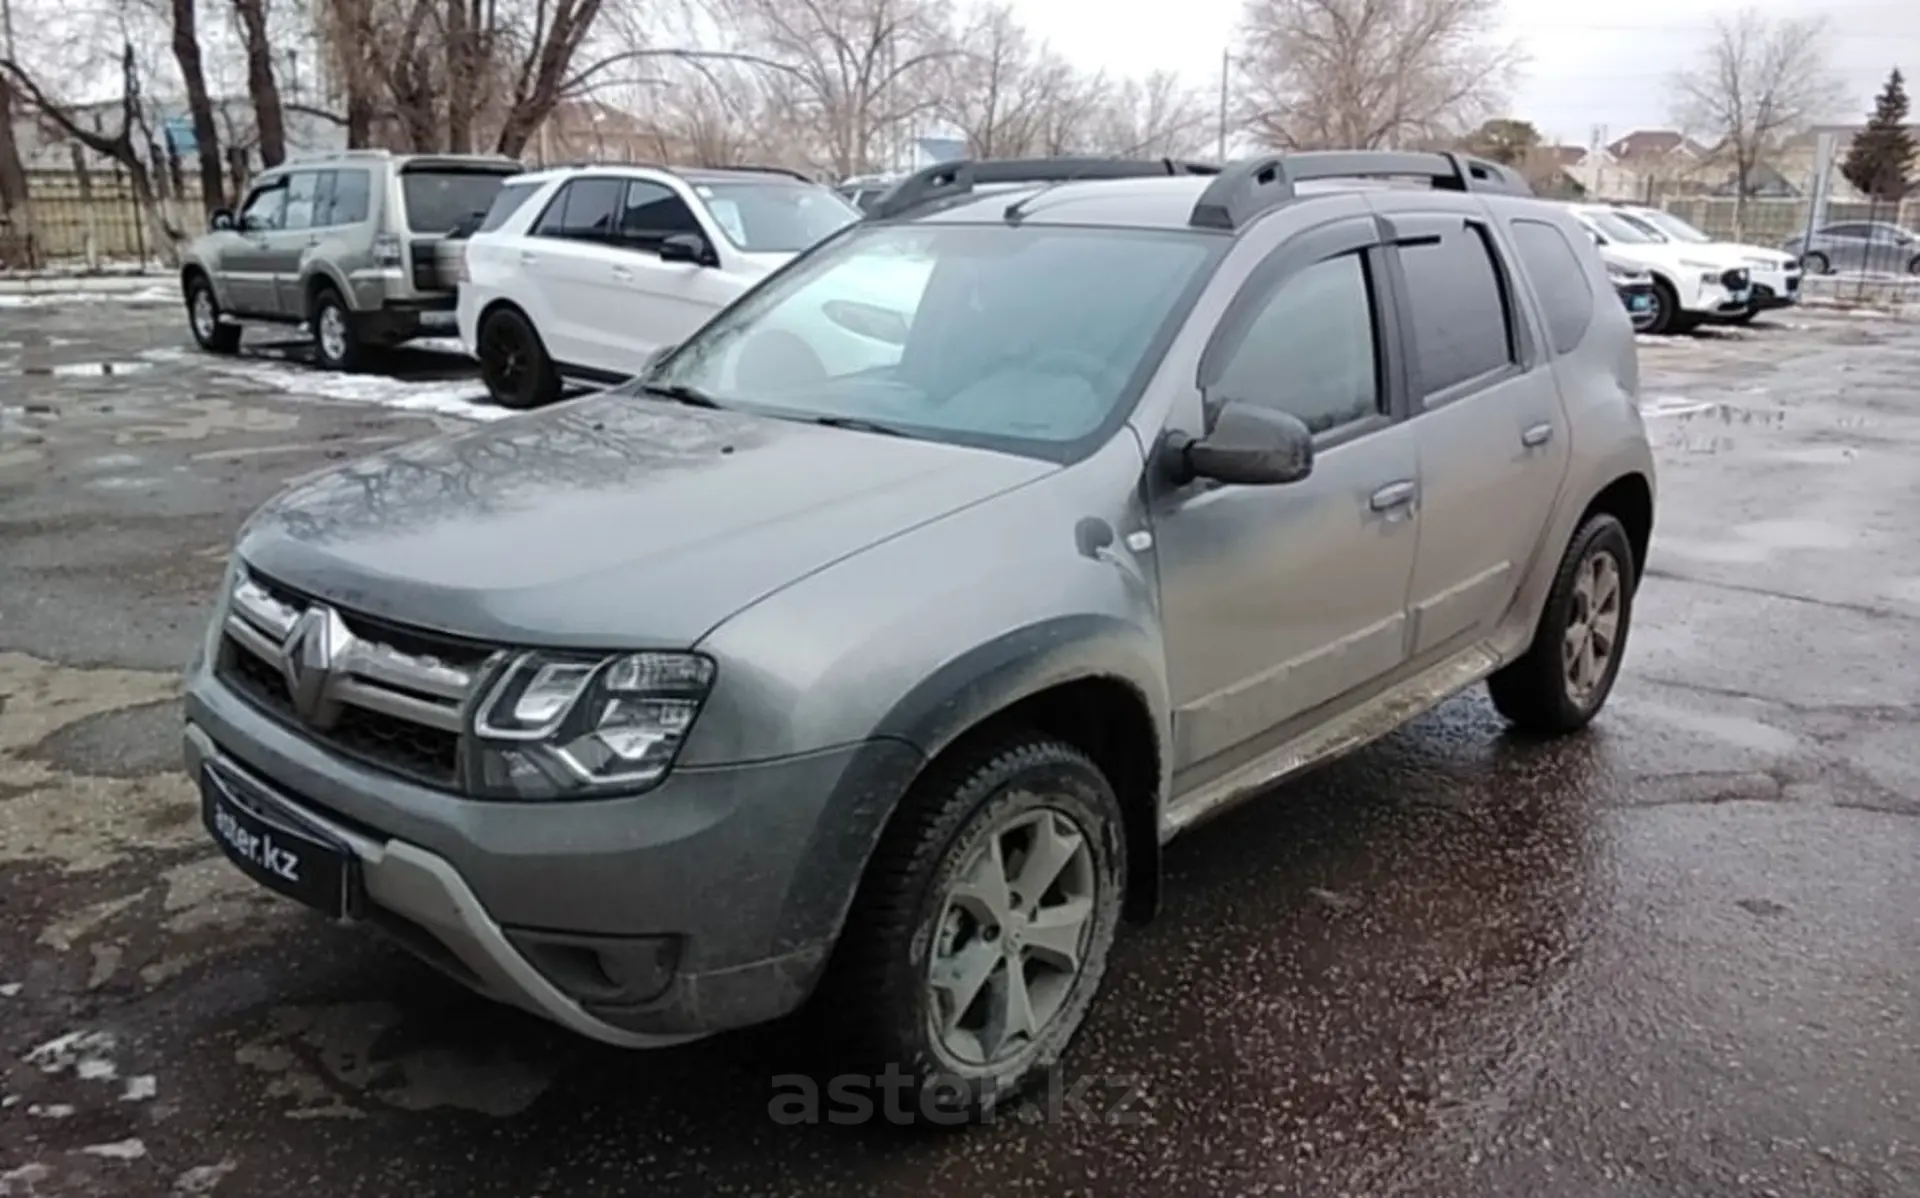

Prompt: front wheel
[1488,514,1637,737]
[1801,251,1830,276]
[821,733,1126,1122]
[185,275,241,354]
[1643,279,1682,335]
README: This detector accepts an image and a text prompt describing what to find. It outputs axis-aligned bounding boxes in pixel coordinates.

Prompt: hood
[1603,242,1749,273]
[237,393,1053,648]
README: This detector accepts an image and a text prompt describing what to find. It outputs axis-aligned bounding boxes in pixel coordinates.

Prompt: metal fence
[1652,195,1920,247]
[1,169,205,270]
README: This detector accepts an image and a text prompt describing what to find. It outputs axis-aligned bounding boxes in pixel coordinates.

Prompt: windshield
[1585,211,1662,245]
[402,169,518,234]
[694,181,861,254]
[1634,209,1711,244]
[646,222,1222,459]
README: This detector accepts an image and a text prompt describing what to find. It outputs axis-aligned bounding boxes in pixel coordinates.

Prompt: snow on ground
[0,285,177,308]
[188,355,515,421]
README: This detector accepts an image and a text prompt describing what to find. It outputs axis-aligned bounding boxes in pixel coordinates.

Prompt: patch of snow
[121,1075,158,1102]
[80,1139,148,1162]
[27,1103,75,1119]
[410,336,470,357]
[173,1161,238,1195]
[1642,396,1721,419]
[203,359,513,422]
[0,982,20,997]
[0,285,176,308]
[76,1057,119,1082]
[26,1030,117,1075]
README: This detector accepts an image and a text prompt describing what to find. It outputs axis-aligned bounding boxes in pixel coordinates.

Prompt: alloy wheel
[318,305,349,364]
[1563,548,1622,708]
[927,806,1097,1067]
[192,290,217,341]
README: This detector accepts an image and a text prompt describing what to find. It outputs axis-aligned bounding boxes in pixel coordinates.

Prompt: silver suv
[185,152,1654,1117]
[179,150,521,370]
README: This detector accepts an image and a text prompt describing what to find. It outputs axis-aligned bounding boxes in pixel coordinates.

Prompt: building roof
[1606,130,1709,160]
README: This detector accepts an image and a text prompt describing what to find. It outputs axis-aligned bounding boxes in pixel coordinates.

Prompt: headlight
[473,651,714,798]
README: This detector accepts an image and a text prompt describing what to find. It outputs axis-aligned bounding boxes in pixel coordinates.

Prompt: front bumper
[1679,278,1751,316]
[1750,270,1802,309]
[184,668,923,1045]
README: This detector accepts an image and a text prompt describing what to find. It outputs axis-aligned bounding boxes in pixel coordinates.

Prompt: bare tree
[1235,0,1518,151]
[1084,70,1211,157]
[170,0,227,211]
[717,0,954,177]
[1670,8,1843,233]
[231,0,288,164]
[0,76,31,262]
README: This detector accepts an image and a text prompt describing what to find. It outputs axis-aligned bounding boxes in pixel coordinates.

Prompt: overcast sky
[1008,0,1917,146]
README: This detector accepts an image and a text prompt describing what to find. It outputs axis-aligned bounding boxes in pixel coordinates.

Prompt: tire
[1644,278,1681,335]
[477,307,562,409]
[1488,513,1637,737]
[1801,251,1830,276]
[184,274,241,354]
[1907,254,1920,277]
[309,286,365,372]
[819,733,1127,1124]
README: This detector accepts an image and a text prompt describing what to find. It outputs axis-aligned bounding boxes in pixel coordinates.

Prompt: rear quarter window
[1508,219,1594,354]
[477,181,541,233]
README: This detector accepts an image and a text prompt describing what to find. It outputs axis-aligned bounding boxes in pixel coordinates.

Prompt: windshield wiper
[637,381,725,409]
[808,415,908,437]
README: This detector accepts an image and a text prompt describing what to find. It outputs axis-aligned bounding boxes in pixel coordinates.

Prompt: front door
[265,170,326,317]
[602,180,746,372]
[1154,217,1421,774]
[1371,206,1572,657]
[222,178,288,315]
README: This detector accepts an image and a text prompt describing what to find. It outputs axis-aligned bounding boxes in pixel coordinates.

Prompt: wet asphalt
[1,297,1916,1197]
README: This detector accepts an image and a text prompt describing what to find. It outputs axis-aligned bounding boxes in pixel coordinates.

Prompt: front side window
[535,178,623,239]
[282,171,322,231]
[1397,223,1516,397]
[693,181,861,253]
[1211,254,1381,435]
[239,181,286,231]
[1637,209,1711,243]
[619,181,704,248]
[647,223,1222,459]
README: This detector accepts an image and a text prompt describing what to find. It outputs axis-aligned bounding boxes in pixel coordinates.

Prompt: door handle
[611,264,633,280]
[1369,480,1417,512]
[1521,422,1554,448]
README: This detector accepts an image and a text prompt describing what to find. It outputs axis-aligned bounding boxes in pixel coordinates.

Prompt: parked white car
[457,164,862,407]
[1566,203,1753,335]
[1605,204,1801,321]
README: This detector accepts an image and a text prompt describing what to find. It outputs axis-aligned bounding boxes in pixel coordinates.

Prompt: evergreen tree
[1841,67,1916,200]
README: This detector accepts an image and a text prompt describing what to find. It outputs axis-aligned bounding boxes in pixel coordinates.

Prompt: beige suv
[178,150,520,370]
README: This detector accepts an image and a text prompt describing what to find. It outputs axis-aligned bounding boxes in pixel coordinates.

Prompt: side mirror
[210,208,235,232]
[1165,402,1314,487]
[659,232,714,266]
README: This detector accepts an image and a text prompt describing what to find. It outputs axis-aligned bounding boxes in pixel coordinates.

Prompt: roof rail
[867,156,1221,221]
[1188,150,1533,230]
[703,163,813,182]
[284,148,393,164]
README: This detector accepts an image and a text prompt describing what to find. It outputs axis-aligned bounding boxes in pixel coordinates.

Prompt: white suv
[1605,204,1801,322]
[1566,204,1754,335]
[457,164,861,407]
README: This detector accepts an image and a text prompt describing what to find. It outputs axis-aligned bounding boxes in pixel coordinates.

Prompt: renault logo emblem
[281,605,353,729]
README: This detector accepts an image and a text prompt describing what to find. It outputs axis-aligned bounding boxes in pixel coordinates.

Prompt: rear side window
[401,169,515,234]
[1397,224,1516,398]
[534,178,623,239]
[1508,219,1593,354]
[326,169,371,225]
[477,180,540,233]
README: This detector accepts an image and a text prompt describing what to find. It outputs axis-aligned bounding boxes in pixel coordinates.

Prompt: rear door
[1372,198,1571,658]
[266,169,325,316]
[522,176,627,371]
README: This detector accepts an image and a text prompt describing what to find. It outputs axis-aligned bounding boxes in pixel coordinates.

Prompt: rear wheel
[1907,254,1920,277]
[1801,251,1830,275]
[310,286,365,372]
[477,307,562,409]
[1488,513,1637,736]
[1643,279,1682,335]
[184,274,241,354]
[820,733,1126,1123]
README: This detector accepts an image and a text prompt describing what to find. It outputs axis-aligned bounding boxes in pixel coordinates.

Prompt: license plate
[1630,294,1652,310]
[418,311,457,329]
[202,767,354,917]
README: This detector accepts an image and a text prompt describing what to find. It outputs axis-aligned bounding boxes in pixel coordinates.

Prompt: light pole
[1217,48,1229,161]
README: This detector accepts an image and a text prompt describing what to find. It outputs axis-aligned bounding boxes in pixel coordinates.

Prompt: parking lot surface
[2,296,1917,1197]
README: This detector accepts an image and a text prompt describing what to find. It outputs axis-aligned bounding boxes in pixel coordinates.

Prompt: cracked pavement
[1,301,1917,1196]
